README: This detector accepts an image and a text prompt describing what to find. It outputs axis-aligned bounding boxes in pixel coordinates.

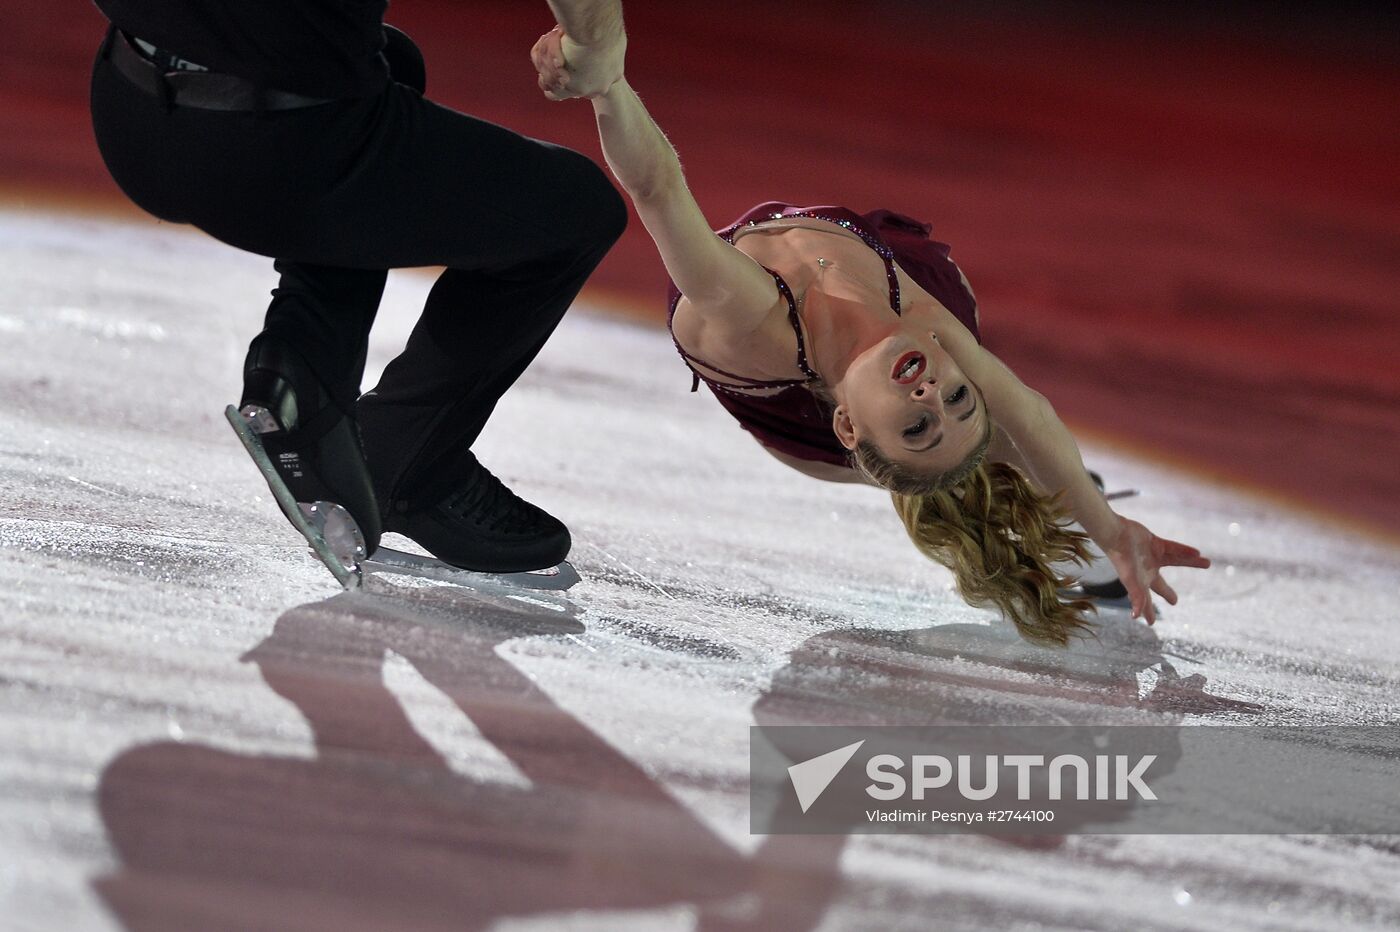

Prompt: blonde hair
[812,380,1095,645]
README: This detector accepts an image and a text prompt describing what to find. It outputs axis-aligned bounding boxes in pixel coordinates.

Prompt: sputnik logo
[787,740,865,813]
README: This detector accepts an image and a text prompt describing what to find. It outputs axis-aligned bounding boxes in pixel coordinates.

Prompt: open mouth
[891,351,925,384]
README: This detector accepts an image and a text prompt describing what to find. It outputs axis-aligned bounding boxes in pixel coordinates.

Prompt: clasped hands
[530,24,625,100]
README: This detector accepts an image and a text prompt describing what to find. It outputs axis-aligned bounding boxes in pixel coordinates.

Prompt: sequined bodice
[662,202,981,470]
[668,205,905,397]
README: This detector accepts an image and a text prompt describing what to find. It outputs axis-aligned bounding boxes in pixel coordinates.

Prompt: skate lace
[442,457,542,534]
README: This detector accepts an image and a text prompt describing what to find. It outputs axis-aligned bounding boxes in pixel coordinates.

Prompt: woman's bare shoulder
[671,289,807,383]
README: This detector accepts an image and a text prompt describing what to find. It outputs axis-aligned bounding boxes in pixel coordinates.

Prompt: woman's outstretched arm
[532,28,780,331]
[591,79,781,325]
[924,304,1211,622]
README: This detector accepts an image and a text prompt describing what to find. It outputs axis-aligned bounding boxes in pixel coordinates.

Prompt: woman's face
[831,331,988,473]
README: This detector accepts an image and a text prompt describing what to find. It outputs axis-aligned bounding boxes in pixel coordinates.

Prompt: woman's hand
[531,24,626,101]
[1099,517,1211,625]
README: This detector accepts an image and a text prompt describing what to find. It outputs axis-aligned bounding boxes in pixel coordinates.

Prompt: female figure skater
[531,27,1210,645]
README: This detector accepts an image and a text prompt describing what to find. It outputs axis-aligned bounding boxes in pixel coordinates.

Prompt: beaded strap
[671,265,818,394]
[671,205,903,396]
[722,208,902,315]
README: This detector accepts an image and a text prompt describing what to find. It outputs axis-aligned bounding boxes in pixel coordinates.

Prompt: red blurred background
[4,1,1399,541]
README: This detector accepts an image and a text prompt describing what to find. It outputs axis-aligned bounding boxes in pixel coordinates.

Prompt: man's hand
[1100,517,1212,625]
[531,24,625,100]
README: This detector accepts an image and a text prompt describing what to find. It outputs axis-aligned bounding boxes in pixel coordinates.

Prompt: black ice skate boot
[383,452,570,574]
[224,336,382,588]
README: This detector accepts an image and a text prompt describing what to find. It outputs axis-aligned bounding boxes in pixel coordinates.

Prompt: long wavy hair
[814,384,1096,645]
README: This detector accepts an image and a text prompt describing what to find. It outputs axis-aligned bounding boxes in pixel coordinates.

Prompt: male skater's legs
[89,7,626,573]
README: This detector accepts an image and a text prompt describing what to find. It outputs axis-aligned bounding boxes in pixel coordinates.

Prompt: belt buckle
[130,34,209,74]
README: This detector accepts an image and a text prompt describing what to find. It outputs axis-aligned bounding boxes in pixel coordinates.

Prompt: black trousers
[89,26,626,508]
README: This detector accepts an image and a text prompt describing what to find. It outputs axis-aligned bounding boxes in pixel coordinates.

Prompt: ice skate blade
[364,546,580,592]
[224,404,365,590]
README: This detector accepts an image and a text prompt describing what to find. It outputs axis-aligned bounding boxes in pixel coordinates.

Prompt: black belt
[105,27,334,112]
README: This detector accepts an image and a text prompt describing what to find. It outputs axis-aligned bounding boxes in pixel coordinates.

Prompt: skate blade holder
[225,405,367,590]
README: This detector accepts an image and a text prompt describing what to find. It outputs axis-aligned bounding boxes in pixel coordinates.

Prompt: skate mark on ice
[64,474,124,497]
[593,614,744,662]
[580,540,681,602]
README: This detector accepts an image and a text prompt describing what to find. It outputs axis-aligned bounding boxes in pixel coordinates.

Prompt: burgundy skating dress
[665,202,982,469]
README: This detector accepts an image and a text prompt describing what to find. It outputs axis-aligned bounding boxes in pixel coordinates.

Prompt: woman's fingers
[1103,522,1212,626]
[1123,574,1152,624]
[1160,538,1211,569]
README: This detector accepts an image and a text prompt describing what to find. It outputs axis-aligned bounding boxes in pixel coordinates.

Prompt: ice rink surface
[2,208,1399,930]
